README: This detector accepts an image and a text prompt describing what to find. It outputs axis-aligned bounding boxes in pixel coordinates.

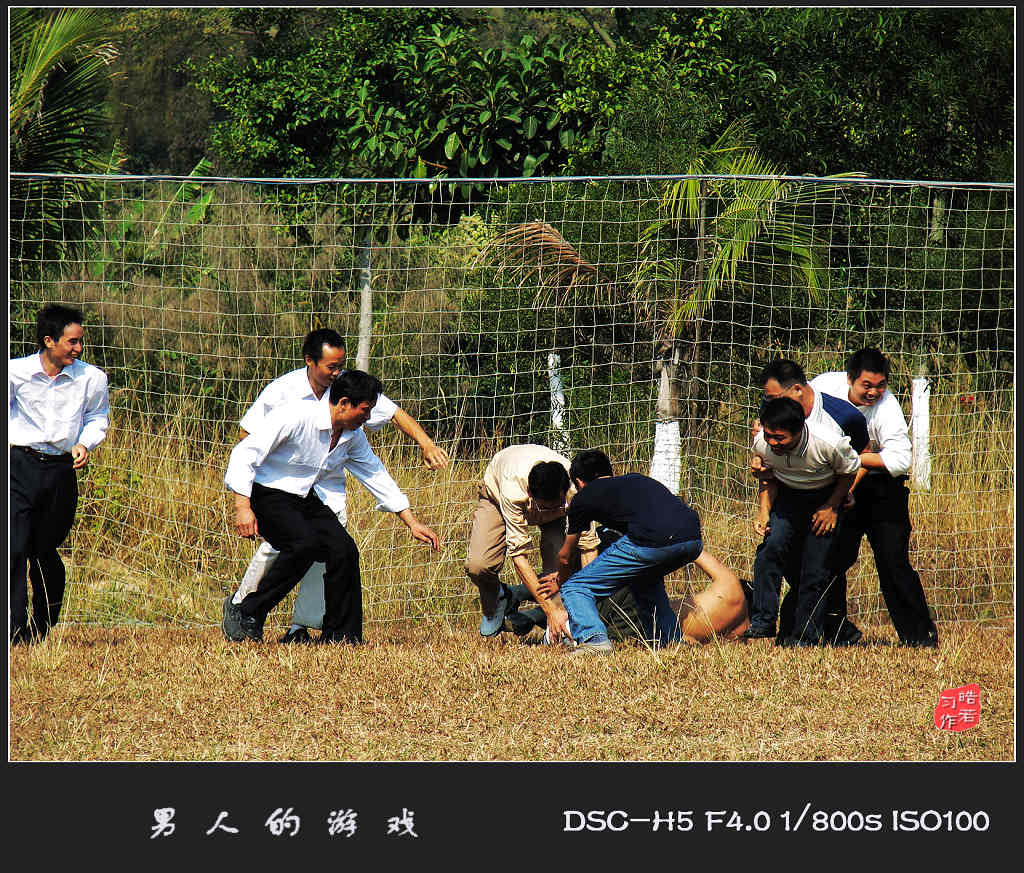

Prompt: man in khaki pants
[466,444,599,637]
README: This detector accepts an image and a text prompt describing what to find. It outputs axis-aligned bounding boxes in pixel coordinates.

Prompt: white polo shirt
[9,353,110,453]
[810,371,912,477]
[752,418,861,491]
[225,399,410,515]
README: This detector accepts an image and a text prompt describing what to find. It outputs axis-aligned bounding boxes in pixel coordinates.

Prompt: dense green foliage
[100,7,1012,182]
[10,8,121,271]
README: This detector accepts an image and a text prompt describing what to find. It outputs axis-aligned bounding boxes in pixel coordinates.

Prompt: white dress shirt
[752,418,861,490]
[9,353,110,454]
[239,367,399,507]
[240,367,397,435]
[224,398,410,515]
[810,371,912,477]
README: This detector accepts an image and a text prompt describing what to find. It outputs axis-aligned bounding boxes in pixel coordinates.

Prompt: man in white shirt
[809,348,939,647]
[10,303,110,644]
[750,397,860,646]
[222,369,440,644]
[230,328,449,643]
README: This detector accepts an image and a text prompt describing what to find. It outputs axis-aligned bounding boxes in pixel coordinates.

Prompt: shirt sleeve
[829,435,862,477]
[224,409,293,498]
[496,488,534,560]
[239,382,281,434]
[873,394,913,477]
[341,428,411,513]
[363,392,398,433]
[77,369,110,450]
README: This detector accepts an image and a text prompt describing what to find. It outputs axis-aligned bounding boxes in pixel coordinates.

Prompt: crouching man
[222,370,439,644]
[465,444,600,637]
[540,450,728,655]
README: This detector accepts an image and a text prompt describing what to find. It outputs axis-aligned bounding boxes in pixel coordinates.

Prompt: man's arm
[390,407,450,470]
[862,394,912,476]
[755,478,777,536]
[224,410,292,538]
[396,507,440,550]
[811,471,856,535]
[543,535,579,643]
[341,429,412,514]
[73,369,111,470]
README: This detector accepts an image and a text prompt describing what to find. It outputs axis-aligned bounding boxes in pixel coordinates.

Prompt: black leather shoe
[279,626,313,644]
[824,620,863,647]
[776,635,818,648]
[899,632,939,649]
[741,626,777,640]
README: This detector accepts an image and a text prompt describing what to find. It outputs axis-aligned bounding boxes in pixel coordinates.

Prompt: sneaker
[479,585,509,637]
[279,626,313,645]
[222,595,263,642]
[570,637,614,655]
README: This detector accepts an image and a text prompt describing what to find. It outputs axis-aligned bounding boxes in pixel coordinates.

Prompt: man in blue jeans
[750,397,860,646]
[538,449,713,655]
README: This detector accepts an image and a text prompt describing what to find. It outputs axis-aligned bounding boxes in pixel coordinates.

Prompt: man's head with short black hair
[758,358,807,389]
[329,369,382,408]
[36,303,84,350]
[845,347,890,382]
[302,328,345,363]
[527,461,570,504]
[569,449,614,485]
[759,397,806,437]
[844,347,890,407]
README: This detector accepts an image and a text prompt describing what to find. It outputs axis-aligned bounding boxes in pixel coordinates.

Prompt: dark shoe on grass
[222,595,263,642]
[279,626,313,645]
[776,635,818,648]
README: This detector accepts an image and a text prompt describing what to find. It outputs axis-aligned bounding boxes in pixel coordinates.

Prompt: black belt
[12,445,73,462]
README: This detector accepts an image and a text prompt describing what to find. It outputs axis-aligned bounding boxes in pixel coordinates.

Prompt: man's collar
[34,352,76,380]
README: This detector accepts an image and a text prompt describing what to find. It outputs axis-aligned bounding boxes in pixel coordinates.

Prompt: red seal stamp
[934,683,980,731]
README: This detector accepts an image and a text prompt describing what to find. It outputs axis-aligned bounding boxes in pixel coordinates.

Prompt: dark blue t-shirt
[566,474,701,548]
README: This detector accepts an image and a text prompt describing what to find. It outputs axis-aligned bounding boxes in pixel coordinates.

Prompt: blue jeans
[560,535,703,646]
[751,484,839,643]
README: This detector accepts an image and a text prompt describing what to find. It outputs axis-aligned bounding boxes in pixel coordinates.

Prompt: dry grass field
[9,619,1012,762]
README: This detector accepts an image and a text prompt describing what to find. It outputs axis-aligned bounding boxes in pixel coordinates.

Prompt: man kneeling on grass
[222,370,440,644]
[538,449,739,655]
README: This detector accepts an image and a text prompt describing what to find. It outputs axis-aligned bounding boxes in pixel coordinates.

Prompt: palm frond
[478,220,600,296]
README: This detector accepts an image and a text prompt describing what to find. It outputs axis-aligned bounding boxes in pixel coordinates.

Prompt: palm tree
[10,7,121,273]
[477,121,862,490]
[625,122,860,442]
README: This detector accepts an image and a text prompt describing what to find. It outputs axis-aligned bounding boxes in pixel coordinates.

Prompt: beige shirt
[481,444,600,559]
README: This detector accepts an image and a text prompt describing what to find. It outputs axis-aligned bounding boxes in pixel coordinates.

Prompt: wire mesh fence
[9,172,1014,630]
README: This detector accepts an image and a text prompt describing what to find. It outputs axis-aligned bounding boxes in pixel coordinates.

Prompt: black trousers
[823,474,938,645]
[10,446,78,640]
[243,483,363,643]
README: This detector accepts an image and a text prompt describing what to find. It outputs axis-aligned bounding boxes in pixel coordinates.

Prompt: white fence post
[911,376,931,490]
[548,353,570,455]
[649,362,681,495]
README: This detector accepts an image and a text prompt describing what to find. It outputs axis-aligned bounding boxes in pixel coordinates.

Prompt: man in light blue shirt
[9,303,109,644]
